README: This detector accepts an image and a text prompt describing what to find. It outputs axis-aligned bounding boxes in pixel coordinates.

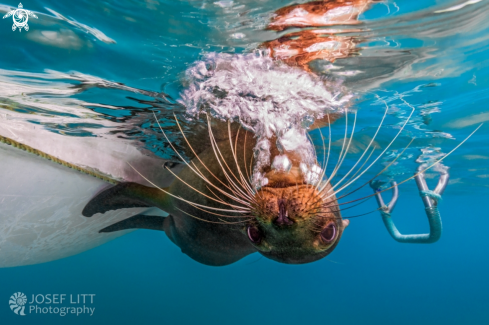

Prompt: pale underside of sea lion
[0,124,175,268]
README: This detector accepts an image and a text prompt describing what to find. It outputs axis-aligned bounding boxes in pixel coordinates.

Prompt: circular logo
[13,9,28,28]
[9,292,27,316]
[2,3,38,32]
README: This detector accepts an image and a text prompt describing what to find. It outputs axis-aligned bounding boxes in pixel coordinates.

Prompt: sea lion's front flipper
[83,182,170,217]
[309,113,342,130]
[99,214,166,233]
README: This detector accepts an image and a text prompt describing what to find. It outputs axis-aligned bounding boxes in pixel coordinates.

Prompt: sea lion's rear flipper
[82,182,170,217]
[99,214,166,233]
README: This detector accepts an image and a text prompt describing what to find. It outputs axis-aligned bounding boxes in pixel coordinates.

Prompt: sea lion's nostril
[275,199,293,226]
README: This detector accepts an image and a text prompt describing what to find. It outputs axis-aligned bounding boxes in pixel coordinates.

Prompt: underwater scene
[1,0,488,323]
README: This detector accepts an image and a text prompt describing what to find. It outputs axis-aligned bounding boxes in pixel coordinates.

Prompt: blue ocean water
[3,194,489,324]
[1,0,489,324]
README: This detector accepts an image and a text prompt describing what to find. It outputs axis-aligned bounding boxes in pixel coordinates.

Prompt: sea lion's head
[244,168,349,264]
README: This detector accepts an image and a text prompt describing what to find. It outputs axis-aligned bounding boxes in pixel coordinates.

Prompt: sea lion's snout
[274,199,293,227]
[245,184,348,264]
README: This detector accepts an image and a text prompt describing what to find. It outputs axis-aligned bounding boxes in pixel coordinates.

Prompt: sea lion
[82,0,382,266]
[83,117,349,266]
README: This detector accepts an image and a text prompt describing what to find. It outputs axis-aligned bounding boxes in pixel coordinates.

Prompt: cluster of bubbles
[179,50,351,188]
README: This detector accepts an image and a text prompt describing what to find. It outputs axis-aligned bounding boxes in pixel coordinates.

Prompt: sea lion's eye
[247,226,262,244]
[320,223,336,243]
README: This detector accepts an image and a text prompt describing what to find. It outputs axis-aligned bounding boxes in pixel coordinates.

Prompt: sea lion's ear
[82,182,169,217]
[342,219,350,229]
[99,214,167,233]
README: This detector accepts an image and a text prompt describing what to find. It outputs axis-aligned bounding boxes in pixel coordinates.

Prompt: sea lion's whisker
[321,97,415,200]
[128,162,250,213]
[331,110,358,183]
[228,122,257,198]
[322,113,333,186]
[299,179,338,211]
[319,109,352,193]
[314,125,328,192]
[331,137,414,203]
[309,116,332,204]
[229,124,259,199]
[294,184,320,208]
[185,198,252,219]
[204,184,230,204]
[328,109,349,183]
[205,184,226,202]
[206,117,251,196]
[175,116,249,202]
[176,206,251,225]
[173,114,246,200]
[319,124,482,209]
[329,103,389,192]
[312,214,342,224]
[153,112,192,166]
[207,117,255,202]
[302,198,336,216]
[190,157,251,204]
[342,208,382,219]
[308,224,323,233]
[310,222,323,229]
[208,128,254,203]
[340,146,376,191]
[152,112,249,206]
[164,165,251,208]
[316,142,412,211]
[190,160,252,205]
[244,129,265,202]
[307,142,408,212]
[218,218,250,224]
[314,207,379,220]
[204,185,256,217]
[249,145,254,183]
[307,131,318,164]
[330,196,373,212]
[309,197,372,218]
[243,130,252,183]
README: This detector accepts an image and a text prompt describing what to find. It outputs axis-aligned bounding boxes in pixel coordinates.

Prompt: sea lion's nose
[274,199,293,226]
